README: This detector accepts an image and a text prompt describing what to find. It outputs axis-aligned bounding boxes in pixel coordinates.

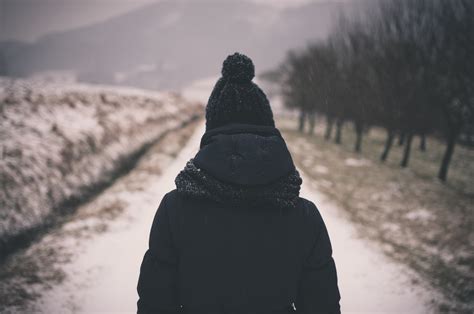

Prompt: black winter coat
[137,124,340,314]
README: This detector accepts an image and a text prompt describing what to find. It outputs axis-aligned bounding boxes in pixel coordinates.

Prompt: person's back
[137,53,340,314]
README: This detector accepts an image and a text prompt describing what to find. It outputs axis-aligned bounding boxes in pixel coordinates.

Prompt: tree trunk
[324,116,334,140]
[400,133,414,167]
[354,122,363,153]
[298,110,306,133]
[308,111,316,135]
[335,118,343,144]
[438,130,458,181]
[398,132,405,146]
[419,133,426,151]
[380,129,395,162]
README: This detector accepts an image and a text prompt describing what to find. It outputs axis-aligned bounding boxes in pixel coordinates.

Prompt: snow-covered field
[0,78,203,256]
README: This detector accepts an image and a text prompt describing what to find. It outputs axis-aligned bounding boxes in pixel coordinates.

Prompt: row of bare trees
[275,0,473,181]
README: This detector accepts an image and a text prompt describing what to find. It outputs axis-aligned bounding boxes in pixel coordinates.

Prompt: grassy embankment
[0,119,202,312]
[0,79,203,258]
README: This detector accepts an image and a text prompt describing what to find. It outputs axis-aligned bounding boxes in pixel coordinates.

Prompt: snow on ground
[4,121,435,313]
[1,77,436,312]
[0,78,203,255]
[0,120,201,312]
[280,120,473,312]
[344,157,372,167]
[38,123,206,314]
[300,180,435,313]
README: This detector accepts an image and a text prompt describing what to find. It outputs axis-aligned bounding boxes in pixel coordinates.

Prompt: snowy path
[300,181,433,313]
[31,122,434,313]
[34,123,206,313]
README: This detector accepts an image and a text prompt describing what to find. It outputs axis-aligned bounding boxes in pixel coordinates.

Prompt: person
[137,53,340,314]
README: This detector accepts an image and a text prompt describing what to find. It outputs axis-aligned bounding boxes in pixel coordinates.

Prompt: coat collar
[175,123,302,209]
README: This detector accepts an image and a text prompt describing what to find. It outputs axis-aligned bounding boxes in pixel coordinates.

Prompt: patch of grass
[277,117,474,313]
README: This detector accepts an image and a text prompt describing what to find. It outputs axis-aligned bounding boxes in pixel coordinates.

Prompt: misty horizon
[0,0,358,91]
[0,0,354,43]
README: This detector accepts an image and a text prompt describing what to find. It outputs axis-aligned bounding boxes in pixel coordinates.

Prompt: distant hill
[1,0,354,90]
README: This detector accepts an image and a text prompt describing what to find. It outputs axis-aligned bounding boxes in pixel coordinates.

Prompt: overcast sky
[0,0,347,42]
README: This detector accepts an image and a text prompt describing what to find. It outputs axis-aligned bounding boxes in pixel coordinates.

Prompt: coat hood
[175,124,302,209]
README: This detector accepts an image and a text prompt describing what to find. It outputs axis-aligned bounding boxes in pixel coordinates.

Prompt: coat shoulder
[162,189,201,206]
[295,197,326,229]
[159,189,200,216]
[163,189,180,202]
[159,189,184,214]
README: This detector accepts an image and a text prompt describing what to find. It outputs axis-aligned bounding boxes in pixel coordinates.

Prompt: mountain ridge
[1,0,354,90]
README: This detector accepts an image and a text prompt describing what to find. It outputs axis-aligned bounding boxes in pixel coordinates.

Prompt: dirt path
[2,121,435,313]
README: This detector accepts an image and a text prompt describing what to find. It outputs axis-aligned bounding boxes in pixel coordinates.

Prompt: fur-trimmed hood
[175,124,302,209]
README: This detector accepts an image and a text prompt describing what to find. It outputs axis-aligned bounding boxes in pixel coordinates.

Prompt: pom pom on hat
[221,53,255,83]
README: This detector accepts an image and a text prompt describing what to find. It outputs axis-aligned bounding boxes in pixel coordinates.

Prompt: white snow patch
[405,209,435,222]
[344,158,372,167]
[318,179,334,188]
[314,165,329,174]
[382,222,401,233]
[301,158,313,168]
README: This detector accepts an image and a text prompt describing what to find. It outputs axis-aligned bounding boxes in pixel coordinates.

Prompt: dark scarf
[175,124,302,210]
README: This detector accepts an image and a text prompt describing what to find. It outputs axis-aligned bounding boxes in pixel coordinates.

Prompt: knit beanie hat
[205,52,275,131]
